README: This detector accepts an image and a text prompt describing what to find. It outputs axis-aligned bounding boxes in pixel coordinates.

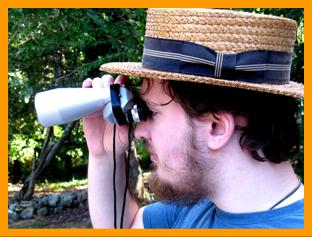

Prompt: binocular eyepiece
[107,84,150,125]
[34,84,151,127]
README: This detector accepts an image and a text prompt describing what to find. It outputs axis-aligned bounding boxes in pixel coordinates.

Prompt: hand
[82,75,130,158]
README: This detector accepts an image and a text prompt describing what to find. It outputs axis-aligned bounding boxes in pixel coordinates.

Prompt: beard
[147,129,215,206]
[148,165,207,206]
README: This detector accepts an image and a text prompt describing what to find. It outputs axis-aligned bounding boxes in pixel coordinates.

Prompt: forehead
[140,78,171,104]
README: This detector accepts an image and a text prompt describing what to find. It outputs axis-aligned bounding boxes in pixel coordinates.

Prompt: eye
[150,110,158,117]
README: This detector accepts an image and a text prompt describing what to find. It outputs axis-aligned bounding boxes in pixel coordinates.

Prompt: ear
[205,112,235,150]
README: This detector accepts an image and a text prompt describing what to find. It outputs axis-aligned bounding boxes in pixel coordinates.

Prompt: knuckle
[101,74,114,85]
[82,78,92,88]
[115,75,127,85]
[92,77,103,88]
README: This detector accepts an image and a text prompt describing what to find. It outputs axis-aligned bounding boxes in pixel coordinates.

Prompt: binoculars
[35,84,151,127]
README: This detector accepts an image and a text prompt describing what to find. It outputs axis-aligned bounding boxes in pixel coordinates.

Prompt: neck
[207,148,303,213]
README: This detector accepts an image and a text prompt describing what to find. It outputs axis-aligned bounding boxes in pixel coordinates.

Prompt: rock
[41,195,48,206]
[48,194,59,207]
[8,209,19,221]
[32,199,42,210]
[77,190,87,203]
[60,193,75,207]
[72,199,79,207]
[37,207,48,217]
[20,200,32,208]
[8,203,17,211]
[8,189,90,222]
[14,204,23,213]
[53,206,63,215]
[20,207,34,219]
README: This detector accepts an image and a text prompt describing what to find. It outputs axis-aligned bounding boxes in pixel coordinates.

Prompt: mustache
[150,162,157,170]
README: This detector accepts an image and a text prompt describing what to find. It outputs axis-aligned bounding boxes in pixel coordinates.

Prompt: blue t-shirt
[143,198,304,228]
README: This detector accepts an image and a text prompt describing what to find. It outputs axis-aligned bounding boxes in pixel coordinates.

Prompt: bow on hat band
[142,37,292,84]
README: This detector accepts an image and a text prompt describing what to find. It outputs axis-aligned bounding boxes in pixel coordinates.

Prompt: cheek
[151,126,175,164]
[153,117,192,167]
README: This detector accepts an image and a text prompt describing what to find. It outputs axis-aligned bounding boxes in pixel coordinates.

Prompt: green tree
[9,8,146,199]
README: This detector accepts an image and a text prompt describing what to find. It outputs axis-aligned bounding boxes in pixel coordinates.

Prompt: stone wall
[8,189,88,222]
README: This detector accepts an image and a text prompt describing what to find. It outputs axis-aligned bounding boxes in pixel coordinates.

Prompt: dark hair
[152,79,300,163]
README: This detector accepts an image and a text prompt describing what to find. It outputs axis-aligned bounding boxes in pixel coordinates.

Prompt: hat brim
[100,62,304,99]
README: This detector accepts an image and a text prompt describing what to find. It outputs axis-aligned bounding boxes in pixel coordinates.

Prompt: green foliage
[9,9,146,183]
[135,139,152,171]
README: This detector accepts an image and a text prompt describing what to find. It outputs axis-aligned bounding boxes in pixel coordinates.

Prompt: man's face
[135,79,216,205]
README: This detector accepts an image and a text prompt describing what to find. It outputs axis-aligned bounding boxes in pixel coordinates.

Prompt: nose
[134,119,151,141]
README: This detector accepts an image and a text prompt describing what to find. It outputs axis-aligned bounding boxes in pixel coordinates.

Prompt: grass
[35,178,88,192]
[8,178,88,198]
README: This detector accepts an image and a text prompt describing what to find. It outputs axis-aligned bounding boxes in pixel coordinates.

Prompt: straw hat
[100,8,304,98]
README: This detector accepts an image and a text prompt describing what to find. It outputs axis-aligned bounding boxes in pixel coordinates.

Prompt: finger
[92,77,104,88]
[101,74,114,87]
[82,78,93,88]
[115,75,128,85]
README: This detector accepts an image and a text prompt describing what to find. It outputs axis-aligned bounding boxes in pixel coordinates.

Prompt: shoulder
[142,201,185,228]
[214,199,304,228]
[143,198,216,228]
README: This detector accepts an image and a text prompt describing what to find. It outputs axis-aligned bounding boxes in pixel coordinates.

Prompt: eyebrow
[144,98,174,108]
[144,99,160,108]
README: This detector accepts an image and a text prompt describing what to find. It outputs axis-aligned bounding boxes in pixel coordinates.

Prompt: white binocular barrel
[35,88,110,127]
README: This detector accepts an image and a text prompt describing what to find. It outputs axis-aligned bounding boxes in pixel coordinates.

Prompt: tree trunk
[18,121,77,200]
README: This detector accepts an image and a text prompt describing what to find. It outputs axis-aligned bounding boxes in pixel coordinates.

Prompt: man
[83,9,304,228]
